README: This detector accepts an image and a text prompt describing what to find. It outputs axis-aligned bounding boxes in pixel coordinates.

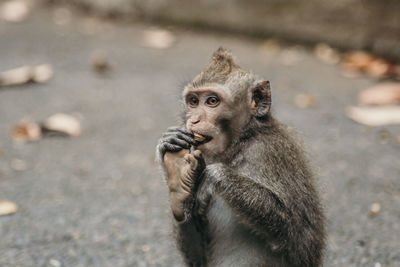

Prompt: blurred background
[0,0,399,266]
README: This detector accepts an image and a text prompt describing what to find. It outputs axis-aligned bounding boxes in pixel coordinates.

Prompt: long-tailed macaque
[157,48,326,267]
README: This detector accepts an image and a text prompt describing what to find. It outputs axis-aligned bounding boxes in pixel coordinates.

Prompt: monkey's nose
[191,119,200,125]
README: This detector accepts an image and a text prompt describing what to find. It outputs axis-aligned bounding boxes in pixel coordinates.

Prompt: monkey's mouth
[193,132,212,144]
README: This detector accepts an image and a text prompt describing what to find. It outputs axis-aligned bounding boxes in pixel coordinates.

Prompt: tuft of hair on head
[192,47,241,86]
[212,47,237,65]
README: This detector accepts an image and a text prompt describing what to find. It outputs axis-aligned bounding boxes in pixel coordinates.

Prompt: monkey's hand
[164,149,205,223]
[195,163,224,223]
[156,127,197,165]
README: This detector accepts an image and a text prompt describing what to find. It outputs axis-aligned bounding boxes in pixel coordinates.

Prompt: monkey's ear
[250,81,271,117]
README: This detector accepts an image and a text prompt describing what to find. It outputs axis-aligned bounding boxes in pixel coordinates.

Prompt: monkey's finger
[192,150,202,159]
[167,127,194,137]
[183,153,191,162]
[175,128,195,137]
[162,136,191,149]
[159,142,183,154]
[166,127,196,142]
[162,132,197,146]
[192,150,205,169]
[184,154,198,169]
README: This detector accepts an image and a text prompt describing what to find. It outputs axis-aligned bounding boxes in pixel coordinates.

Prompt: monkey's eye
[205,96,220,107]
[188,96,199,107]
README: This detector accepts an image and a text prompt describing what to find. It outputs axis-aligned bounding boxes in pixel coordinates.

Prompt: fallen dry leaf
[0,64,53,87]
[346,106,400,126]
[141,245,150,252]
[342,50,395,79]
[0,0,30,23]
[359,83,400,106]
[49,259,61,267]
[31,64,53,83]
[294,94,318,109]
[365,58,393,78]
[142,29,175,50]
[0,200,18,216]
[91,50,113,74]
[342,51,375,72]
[394,65,400,80]
[314,43,340,65]
[368,203,381,218]
[12,118,42,143]
[11,159,26,171]
[259,39,281,56]
[12,114,81,142]
[0,66,32,86]
[42,113,81,137]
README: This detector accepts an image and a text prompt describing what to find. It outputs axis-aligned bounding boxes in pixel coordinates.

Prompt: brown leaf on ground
[141,245,150,252]
[0,66,32,86]
[0,0,30,23]
[42,113,82,137]
[259,39,281,56]
[142,29,175,50]
[365,58,393,78]
[342,51,395,78]
[368,203,381,218]
[0,64,53,87]
[0,200,18,216]
[359,83,400,106]
[342,51,374,72]
[11,159,27,171]
[31,64,53,83]
[294,94,318,109]
[12,118,42,143]
[91,50,113,74]
[314,43,340,65]
[346,106,400,126]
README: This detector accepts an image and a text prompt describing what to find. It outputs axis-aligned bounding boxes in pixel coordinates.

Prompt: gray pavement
[0,7,399,267]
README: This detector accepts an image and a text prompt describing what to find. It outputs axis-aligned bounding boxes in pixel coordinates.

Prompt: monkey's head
[182,47,271,159]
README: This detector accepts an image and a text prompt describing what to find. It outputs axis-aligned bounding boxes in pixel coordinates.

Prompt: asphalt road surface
[0,6,399,267]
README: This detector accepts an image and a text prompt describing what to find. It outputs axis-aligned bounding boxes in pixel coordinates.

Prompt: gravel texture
[0,7,399,267]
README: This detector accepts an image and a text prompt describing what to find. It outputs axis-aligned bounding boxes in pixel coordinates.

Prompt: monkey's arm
[165,150,207,266]
[157,127,207,265]
[197,164,290,242]
[164,150,207,266]
[174,220,207,266]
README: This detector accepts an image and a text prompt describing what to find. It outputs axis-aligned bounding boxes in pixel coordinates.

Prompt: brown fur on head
[191,47,247,87]
[182,48,272,160]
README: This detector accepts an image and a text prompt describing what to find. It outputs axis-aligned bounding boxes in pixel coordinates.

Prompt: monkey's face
[183,85,248,158]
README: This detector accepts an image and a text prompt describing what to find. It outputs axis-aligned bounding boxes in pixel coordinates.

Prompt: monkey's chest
[206,196,238,236]
[204,196,268,266]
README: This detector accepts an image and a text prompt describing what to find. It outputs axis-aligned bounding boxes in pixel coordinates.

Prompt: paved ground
[0,6,399,267]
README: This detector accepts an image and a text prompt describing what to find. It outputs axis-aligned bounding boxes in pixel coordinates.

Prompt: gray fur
[157,48,326,267]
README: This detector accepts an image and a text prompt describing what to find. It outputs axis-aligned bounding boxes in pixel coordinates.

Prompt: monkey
[157,47,326,267]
